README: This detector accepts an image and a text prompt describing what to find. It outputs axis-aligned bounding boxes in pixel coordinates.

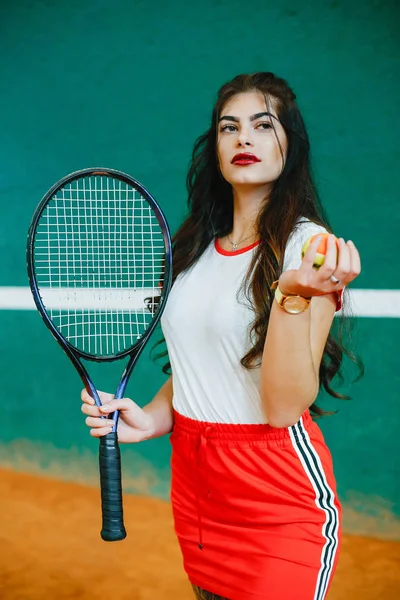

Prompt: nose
[237,128,253,147]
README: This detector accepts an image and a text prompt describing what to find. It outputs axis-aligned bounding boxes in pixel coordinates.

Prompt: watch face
[283,296,309,314]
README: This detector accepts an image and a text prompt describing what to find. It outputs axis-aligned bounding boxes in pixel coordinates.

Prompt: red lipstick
[231,153,261,165]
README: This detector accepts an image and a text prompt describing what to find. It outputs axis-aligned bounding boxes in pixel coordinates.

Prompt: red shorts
[170,409,342,600]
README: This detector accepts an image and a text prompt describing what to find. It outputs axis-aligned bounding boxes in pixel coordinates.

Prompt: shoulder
[283,218,329,272]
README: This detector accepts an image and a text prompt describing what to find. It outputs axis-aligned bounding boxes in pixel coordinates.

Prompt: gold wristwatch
[271,280,311,315]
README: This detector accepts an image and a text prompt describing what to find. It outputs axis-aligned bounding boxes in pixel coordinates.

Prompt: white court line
[0,287,399,317]
[0,287,159,311]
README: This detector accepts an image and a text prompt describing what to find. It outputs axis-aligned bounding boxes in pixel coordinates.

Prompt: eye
[255,122,273,131]
[220,124,237,133]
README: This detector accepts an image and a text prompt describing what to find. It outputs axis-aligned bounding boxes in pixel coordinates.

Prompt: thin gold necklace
[227,233,256,252]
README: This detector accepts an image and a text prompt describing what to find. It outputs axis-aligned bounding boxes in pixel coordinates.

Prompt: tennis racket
[27,167,172,542]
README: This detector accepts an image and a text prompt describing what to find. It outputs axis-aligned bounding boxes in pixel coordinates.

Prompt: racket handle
[99,432,127,542]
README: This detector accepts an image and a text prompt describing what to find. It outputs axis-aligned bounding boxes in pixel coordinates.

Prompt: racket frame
[26,167,173,541]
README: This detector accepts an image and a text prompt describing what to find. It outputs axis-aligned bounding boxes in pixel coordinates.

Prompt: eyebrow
[218,111,279,123]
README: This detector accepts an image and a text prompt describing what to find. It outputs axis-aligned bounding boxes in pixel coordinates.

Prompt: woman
[81,72,361,600]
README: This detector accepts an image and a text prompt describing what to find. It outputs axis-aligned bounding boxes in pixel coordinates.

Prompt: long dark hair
[156,72,363,416]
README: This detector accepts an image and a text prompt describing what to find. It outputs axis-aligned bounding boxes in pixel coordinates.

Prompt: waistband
[173,409,313,445]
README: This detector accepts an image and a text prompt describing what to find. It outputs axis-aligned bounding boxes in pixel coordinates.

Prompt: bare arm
[260,294,336,428]
[143,375,174,438]
[260,235,361,428]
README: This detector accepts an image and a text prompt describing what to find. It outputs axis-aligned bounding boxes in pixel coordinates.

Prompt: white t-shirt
[161,219,331,424]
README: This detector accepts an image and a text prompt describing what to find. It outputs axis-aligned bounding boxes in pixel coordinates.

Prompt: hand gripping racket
[27,167,172,541]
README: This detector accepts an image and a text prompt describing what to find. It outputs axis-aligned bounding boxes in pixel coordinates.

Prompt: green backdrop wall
[1,0,399,538]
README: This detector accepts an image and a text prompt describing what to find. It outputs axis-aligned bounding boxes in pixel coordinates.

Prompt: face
[216,91,288,190]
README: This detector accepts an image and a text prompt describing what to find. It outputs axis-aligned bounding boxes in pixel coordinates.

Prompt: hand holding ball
[301,233,339,268]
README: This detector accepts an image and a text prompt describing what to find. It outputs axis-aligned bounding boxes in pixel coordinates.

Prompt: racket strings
[33,175,166,356]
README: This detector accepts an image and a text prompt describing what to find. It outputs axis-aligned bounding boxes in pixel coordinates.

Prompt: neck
[229,184,270,241]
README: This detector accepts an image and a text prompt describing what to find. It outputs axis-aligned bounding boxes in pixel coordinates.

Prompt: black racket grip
[99,432,127,542]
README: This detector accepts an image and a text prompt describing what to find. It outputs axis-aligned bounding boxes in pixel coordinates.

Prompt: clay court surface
[1,468,399,599]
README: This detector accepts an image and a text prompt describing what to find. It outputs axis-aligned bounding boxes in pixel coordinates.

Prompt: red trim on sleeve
[336,289,344,312]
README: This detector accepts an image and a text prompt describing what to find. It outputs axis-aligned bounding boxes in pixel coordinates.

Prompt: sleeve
[282,219,343,312]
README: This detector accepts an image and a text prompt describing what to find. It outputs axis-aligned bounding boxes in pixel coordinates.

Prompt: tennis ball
[301,233,339,268]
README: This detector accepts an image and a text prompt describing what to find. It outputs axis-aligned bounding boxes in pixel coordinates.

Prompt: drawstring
[196,425,213,550]
[195,480,203,550]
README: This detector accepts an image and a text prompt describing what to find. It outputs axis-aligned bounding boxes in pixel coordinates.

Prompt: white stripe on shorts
[288,417,340,600]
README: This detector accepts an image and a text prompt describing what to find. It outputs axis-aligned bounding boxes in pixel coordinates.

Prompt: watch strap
[272,282,311,313]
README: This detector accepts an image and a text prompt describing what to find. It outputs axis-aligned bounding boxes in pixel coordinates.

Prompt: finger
[89,425,114,438]
[334,238,351,280]
[97,390,115,405]
[81,388,95,405]
[98,398,135,415]
[85,416,115,429]
[320,234,338,273]
[81,403,104,417]
[347,240,362,276]
[301,235,322,268]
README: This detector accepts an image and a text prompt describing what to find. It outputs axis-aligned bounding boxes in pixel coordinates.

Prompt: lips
[231,153,261,165]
